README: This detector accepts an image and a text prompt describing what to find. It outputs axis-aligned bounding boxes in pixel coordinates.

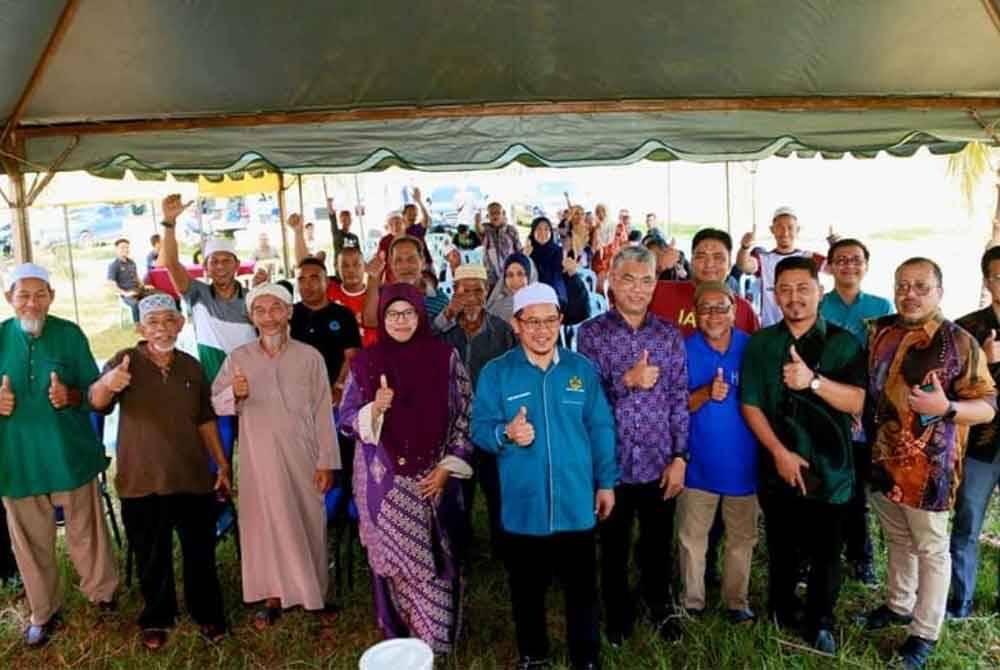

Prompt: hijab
[528,216,568,304]
[486,253,537,322]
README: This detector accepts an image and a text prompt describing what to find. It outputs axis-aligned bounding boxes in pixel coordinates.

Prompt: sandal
[253,607,281,630]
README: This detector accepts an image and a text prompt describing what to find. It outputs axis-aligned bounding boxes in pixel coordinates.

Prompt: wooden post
[277,172,290,278]
[1,136,33,264]
[61,204,80,324]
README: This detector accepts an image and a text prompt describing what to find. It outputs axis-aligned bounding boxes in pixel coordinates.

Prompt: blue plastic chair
[439,281,454,299]
[56,413,122,548]
[325,425,361,600]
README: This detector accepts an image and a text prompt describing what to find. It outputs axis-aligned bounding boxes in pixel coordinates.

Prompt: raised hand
[412,186,422,202]
[365,252,386,282]
[286,213,303,230]
[103,354,132,393]
[48,371,70,409]
[782,344,814,391]
[373,374,394,417]
[624,349,660,391]
[826,224,840,245]
[984,329,1000,364]
[506,406,535,447]
[661,238,680,269]
[740,224,756,250]
[233,364,250,400]
[162,194,193,224]
[710,367,729,402]
[251,266,269,287]
[0,375,15,416]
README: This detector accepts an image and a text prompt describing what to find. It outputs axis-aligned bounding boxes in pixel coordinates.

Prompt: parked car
[427,185,485,227]
[34,203,130,249]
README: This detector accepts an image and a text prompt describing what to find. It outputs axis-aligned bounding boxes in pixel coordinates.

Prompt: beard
[149,341,176,353]
[18,318,43,335]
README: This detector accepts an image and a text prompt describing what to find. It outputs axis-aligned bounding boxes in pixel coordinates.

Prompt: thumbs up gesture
[48,371,70,409]
[740,224,756,250]
[984,329,1000,364]
[505,406,535,447]
[908,371,950,418]
[103,354,132,393]
[826,224,840,246]
[710,367,730,402]
[373,374,394,417]
[661,237,681,270]
[782,344,815,391]
[624,349,660,391]
[0,375,15,416]
[232,364,250,400]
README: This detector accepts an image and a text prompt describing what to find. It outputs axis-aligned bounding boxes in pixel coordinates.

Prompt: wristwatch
[809,373,822,392]
[944,401,958,421]
[160,220,175,229]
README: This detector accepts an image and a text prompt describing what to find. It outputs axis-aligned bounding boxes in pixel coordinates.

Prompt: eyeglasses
[695,304,733,316]
[517,315,562,330]
[832,256,866,267]
[894,281,939,296]
[384,308,418,323]
[616,274,657,290]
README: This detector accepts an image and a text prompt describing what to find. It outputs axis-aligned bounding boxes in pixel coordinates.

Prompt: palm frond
[947,141,995,214]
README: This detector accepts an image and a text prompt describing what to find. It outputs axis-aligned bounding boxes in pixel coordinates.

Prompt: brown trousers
[2,478,119,625]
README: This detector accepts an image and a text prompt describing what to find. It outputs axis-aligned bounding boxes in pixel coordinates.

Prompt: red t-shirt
[327,281,377,347]
[649,280,760,337]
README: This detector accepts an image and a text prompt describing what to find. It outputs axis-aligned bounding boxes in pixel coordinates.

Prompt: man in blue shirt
[678,281,759,624]
[472,282,618,670]
[819,238,892,586]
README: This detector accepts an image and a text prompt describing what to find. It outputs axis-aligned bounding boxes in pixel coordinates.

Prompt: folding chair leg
[102,489,122,549]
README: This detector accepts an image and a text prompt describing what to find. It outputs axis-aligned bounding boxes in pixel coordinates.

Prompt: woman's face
[383,299,419,343]
[505,263,528,292]
[533,222,552,245]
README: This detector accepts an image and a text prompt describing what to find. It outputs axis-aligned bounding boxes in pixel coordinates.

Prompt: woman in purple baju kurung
[340,283,473,654]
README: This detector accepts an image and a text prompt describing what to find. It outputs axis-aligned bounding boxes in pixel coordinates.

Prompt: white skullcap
[513,282,560,314]
[138,293,178,320]
[772,206,798,220]
[246,283,293,311]
[7,262,50,287]
[453,264,488,282]
[203,238,238,260]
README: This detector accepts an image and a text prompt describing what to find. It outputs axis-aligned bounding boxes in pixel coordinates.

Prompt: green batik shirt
[740,317,866,504]
[0,316,106,498]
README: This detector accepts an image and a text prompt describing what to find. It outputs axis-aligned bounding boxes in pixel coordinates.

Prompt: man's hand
[326,197,335,214]
[417,466,450,503]
[624,349,660,391]
[313,468,334,494]
[826,224,840,246]
[233,364,250,400]
[710,367,729,402]
[412,186,422,203]
[659,458,686,500]
[984,329,1000,365]
[782,345,814,391]
[373,374,394,417]
[214,464,232,498]
[48,372,72,409]
[162,194,193,224]
[908,372,950,417]
[0,375,15,417]
[505,406,535,447]
[774,446,810,495]
[251,266,269,287]
[595,488,615,521]
[661,238,680,270]
[103,354,132,393]
[443,295,465,321]
[286,213,303,230]
[740,224,756,251]
[365,252,386,283]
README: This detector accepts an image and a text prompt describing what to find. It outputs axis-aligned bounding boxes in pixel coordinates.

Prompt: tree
[946,139,999,305]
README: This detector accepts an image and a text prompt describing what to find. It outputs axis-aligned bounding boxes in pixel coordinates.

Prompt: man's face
[387,214,405,236]
[390,242,423,285]
[139,310,184,352]
[206,252,238,284]
[775,268,821,325]
[645,214,656,227]
[116,241,130,259]
[695,289,735,341]
[339,211,352,231]
[895,261,943,324]
[338,249,364,285]
[403,204,417,225]
[829,244,868,289]
[7,278,53,333]
[619,209,631,227]
[610,259,656,318]
[504,263,528,293]
[985,259,1000,306]
[488,204,503,227]
[454,278,487,318]
[691,238,730,283]
[383,299,419,343]
[297,264,327,305]
[770,215,798,251]
[250,295,291,336]
[513,303,562,356]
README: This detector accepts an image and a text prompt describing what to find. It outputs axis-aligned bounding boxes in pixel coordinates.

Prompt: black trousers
[474,450,503,558]
[0,508,16,581]
[600,481,675,635]
[505,530,599,666]
[121,493,226,630]
[844,443,873,564]
[759,490,847,636]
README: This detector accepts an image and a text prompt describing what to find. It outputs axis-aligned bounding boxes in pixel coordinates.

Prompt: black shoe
[573,663,600,670]
[859,604,913,630]
[812,628,836,654]
[656,617,682,642]
[899,635,935,670]
[685,607,705,618]
[726,608,756,624]
[141,628,168,651]
[516,656,550,670]
[852,560,877,587]
[23,613,60,648]
[199,623,227,643]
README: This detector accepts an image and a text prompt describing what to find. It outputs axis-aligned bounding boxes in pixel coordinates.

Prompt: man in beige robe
[212,283,339,627]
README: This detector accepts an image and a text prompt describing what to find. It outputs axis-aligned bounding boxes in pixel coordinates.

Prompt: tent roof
[4,0,1000,175]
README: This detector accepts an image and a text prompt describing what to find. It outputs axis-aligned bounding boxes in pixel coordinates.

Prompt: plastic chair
[576,268,598,294]
[588,291,608,316]
[118,300,134,329]
[325,427,361,601]
[459,248,483,265]
[439,281,454,299]
[59,413,122,549]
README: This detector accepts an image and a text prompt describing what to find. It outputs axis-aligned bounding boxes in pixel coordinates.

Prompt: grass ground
[1,490,999,669]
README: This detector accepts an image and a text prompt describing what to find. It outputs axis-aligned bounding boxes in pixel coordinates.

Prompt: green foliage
[946,141,996,216]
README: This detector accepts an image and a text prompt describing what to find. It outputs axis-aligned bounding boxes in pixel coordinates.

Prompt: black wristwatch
[160,220,175,229]
[943,401,958,421]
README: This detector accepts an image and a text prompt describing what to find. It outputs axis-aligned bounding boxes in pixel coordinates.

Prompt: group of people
[1,196,999,670]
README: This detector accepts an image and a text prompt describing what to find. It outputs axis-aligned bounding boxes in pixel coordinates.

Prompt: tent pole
[724,161,733,233]
[61,204,80,324]
[353,173,366,241]
[277,172,290,278]
[1,136,33,264]
[665,163,672,235]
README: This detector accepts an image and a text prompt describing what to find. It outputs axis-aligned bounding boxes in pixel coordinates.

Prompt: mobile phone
[917,383,942,427]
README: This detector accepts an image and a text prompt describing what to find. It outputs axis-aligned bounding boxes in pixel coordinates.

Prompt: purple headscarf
[349,283,452,477]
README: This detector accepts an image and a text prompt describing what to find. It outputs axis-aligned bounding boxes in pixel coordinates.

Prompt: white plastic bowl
[359,638,434,670]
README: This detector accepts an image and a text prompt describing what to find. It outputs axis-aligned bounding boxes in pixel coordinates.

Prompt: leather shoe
[141,628,168,651]
[727,608,756,624]
[859,604,913,630]
[812,628,836,654]
[899,635,935,669]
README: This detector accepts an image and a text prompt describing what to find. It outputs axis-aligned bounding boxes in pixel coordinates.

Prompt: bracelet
[161,220,175,229]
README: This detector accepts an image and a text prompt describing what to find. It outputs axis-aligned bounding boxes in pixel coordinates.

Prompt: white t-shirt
[751,247,826,327]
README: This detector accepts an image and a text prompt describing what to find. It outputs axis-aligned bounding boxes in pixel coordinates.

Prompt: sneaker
[516,656,550,670]
[899,635,935,670]
[812,628,836,654]
[859,604,913,630]
[726,608,756,624]
[23,613,60,648]
[852,560,877,587]
[944,602,971,621]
